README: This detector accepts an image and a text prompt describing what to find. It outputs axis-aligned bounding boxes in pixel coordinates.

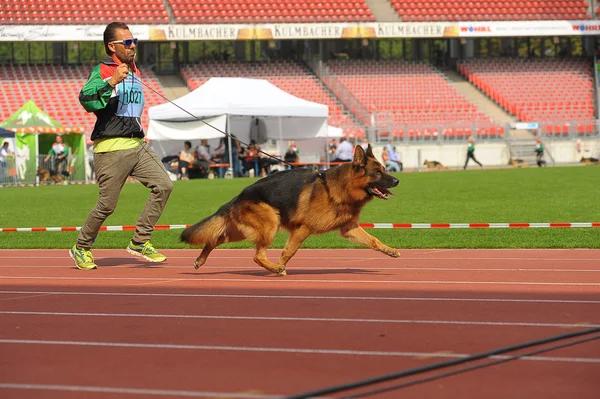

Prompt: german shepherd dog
[181,145,400,276]
[580,157,600,165]
[508,158,528,168]
[423,160,446,170]
[37,167,63,185]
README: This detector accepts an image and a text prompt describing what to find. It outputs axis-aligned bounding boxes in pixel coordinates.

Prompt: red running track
[0,248,599,398]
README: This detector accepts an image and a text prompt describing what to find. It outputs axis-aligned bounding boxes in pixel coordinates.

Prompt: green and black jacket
[79,57,145,141]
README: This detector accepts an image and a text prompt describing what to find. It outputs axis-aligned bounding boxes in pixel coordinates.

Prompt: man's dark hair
[104,22,130,56]
[184,141,192,147]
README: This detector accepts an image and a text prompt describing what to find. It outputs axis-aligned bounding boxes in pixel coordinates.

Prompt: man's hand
[108,64,129,87]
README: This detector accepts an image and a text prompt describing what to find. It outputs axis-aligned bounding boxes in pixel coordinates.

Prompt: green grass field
[0,166,598,249]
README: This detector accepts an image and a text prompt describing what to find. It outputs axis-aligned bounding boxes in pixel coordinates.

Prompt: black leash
[344,333,600,398]
[282,326,600,399]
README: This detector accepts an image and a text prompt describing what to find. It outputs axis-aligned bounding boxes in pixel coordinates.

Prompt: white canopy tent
[147,78,354,173]
[148,76,328,145]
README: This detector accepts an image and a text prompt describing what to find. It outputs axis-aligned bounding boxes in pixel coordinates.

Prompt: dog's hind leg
[194,223,244,269]
[341,224,400,258]
[194,235,225,269]
[236,203,286,276]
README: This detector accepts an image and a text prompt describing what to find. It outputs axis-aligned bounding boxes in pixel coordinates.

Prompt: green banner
[15,133,37,184]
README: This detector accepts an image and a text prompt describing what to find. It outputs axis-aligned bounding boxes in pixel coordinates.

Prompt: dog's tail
[181,201,233,246]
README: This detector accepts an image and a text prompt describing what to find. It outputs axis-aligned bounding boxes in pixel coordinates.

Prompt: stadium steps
[444,70,533,139]
[507,140,554,166]
[157,75,191,101]
[364,0,402,22]
[162,0,176,23]
[301,62,368,135]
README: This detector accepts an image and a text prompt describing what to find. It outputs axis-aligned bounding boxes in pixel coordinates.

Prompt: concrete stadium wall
[370,139,600,170]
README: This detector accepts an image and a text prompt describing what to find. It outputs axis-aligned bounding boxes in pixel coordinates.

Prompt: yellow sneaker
[126,240,167,263]
[69,245,98,270]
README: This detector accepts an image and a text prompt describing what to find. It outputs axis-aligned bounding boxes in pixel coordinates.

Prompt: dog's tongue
[372,186,391,200]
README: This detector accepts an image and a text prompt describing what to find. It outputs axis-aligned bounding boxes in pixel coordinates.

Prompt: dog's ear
[365,144,375,158]
[353,145,367,166]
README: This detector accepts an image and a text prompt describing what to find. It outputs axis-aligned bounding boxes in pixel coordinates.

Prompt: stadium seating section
[458,58,596,136]
[181,61,365,137]
[0,0,170,24]
[0,0,374,24]
[0,65,167,135]
[170,0,375,23]
[391,0,591,21]
[325,60,504,139]
[0,0,593,24]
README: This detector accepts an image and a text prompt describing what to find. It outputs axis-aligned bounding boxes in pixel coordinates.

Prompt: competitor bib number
[116,75,145,117]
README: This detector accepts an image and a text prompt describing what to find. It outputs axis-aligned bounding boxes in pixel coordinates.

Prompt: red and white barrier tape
[1,222,599,233]
[0,181,98,188]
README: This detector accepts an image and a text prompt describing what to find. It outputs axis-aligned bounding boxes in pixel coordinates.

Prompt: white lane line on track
[1,265,600,273]
[0,383,278,398]
[1,310,598,329]
[1,290,599,304]
[1,276,599,286]
[2,255,600,261]
[1,339,599,364]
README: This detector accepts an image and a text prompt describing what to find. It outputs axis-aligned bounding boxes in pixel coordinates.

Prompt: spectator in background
[535,136,547,167]
[177,141,195,180]
[243,140,260,177]
[332,137,353,163]
[0,141,12,181]
[194,139,213,175]
[221,135,242,177]
[381,146,395,172]
[327,138,337,157]
[463,136,483,170]
[359,137,369,151]
[283,141,299,169]
[389,146,403,172]
[44,135,70,178]
[284,141,299,162]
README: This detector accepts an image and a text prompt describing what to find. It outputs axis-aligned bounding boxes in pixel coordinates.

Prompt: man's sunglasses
[110,38,138,48]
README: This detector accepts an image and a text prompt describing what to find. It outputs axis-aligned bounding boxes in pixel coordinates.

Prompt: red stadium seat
[390,0,590,20]
[323,59,503,137]
[1,0,170,24]
[458,58,595,127]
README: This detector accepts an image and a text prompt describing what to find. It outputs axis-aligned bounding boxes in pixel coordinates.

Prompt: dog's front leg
[340,224,400,258]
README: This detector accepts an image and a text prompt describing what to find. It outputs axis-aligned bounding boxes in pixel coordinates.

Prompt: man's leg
[71,148,137,270]
[77,148,138,250]
[129,142,174,245]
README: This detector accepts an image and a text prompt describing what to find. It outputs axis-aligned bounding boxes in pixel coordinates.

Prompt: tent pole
[278,116,283,170]
[325,127,330,169]
[35,134,39,186]
[227,115,233,178]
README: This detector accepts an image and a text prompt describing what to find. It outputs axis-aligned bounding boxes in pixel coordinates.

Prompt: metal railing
[37,154,87,185]
[0,158,18,186]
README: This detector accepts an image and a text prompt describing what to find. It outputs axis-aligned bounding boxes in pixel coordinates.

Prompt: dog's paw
[384,248,400,258]
[276,267,287,276]
[194,258,205,270]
